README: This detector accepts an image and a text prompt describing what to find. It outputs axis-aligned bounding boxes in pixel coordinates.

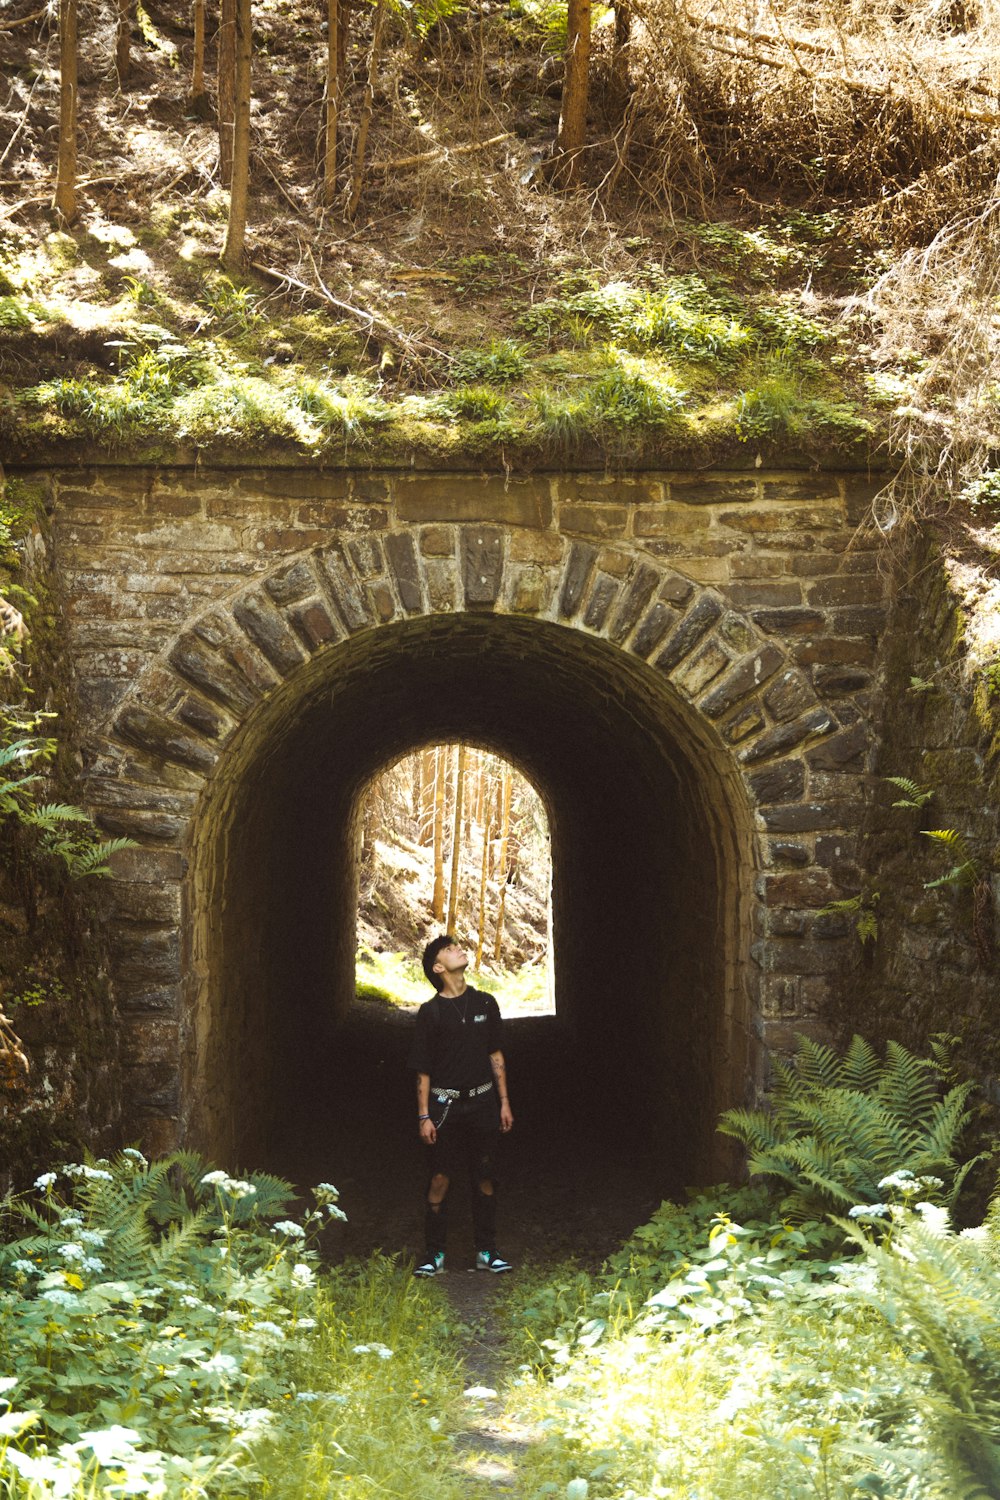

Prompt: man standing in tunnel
[409,935,514,1275]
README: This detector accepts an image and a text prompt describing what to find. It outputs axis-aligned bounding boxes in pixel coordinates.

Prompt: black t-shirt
[408,986,504,1090]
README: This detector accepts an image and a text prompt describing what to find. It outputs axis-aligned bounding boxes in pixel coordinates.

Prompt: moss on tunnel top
[0,207,887,472]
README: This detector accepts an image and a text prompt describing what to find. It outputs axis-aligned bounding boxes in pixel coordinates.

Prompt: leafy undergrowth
[496,1033,1000,1499]
[0,1152,464,1500]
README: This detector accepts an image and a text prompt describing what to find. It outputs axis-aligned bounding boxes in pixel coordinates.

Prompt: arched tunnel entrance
[185,611,759,1250]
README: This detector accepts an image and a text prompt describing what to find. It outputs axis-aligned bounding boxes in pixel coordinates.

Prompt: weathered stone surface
[655,592,723,672]
[177,695,228,740]
[722,701,765,743]
[807,575,885,607]
[348,537,385,579]
[739,707,836,765]
[316,548,371,631]
[289,598,340,651]
[629,601,678,659]
[727,582,803,608]
[369,581,397,623]
[583,574,619,630]
[762,669,816,724]
[675,639,731,695]
[806,721,867,769]
[748,760,806,805]
[767,840,810,866]
[558,542,597,618]
[232,591,307,676]
[462,526,504,606]
[385,530,424,612]
[609,564,659,644]
[812,664,872,693]
[420,526,455,557]
[668,476,759,504]
[761,801,863,832]
[396,476,551,527]
[115,706,216,772]
[509,565,552,615]
[658,571,696,608]
[264,559,318,606]
[558,503,629,537]
[237,470,352,499]
[700,643,784,719]
[762,869,838,907]
[753,607,826,635]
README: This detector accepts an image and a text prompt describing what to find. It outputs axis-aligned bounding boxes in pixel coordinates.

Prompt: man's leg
[424,1171,449,1257]
[467,1109,511,1270]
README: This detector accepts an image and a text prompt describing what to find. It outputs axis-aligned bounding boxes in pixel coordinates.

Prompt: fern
[884,775,935,809]
[719,1034,982,1222]
[922,828,981,890]
[852,1213,1000,1497]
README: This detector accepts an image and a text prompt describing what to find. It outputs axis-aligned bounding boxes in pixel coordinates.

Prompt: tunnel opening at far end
[355,744,554,1020]
[185,612,759,1209]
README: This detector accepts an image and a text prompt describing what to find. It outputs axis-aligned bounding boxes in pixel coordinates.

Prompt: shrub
[719,1034,986,1222]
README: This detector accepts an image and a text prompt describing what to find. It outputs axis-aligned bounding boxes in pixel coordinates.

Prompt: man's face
[434,942,468,978]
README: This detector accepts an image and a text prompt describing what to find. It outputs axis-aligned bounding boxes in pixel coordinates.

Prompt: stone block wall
[5,461,890,1167]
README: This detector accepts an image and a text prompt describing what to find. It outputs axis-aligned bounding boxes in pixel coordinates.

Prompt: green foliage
[817,889,880,943]
[884,775,935,809]
[718,1034,984,1221]
[445,383,511,420]
[921,827,981,890]
[960,467,1000,514]
[450,339,528,385]
[0,728,136,898]
[848,1205,1000,1497]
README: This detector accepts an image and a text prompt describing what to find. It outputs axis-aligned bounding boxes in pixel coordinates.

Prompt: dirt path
[442,1272,535,1498]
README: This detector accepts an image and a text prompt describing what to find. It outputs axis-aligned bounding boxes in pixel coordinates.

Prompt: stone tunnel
[20,462,883,1203]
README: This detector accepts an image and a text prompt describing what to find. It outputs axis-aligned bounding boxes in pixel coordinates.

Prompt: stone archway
[94,520,861,1178]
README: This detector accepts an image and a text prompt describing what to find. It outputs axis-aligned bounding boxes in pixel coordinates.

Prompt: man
[409,934,514,1276]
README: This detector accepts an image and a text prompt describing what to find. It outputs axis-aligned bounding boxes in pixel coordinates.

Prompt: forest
[3,0,1000,1495]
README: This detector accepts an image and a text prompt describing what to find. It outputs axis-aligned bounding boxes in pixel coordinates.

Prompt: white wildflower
[272,1220,306,1238]
[58,1243,86,1262]
[199,1352,240,1377]
[315,1183,339,1196]
[59,1214,83,1230]
[12,1260,41,1276]
[250,1321,286,1341]
[62,1164,113,1181]
[73,1425,142,1464]
[324,1203,348,1221]
[915,1202,950,1232]
[34,1172,57,1190]
[40,1289,80,1308]
[122,1148,148,1165]
[848,1204,889,1220]
[78,1229,106,1247]
[0,1377,18,1396]
[291,1262,314,1287]
[877,1170,916,1191]
[200,1170,229,1186]
[295,1317,317,1330]
[82,1256,105,1274]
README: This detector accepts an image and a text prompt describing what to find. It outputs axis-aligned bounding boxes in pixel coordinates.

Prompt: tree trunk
[221,0,251,271]
[492,766,512,961]
[324,0,340,204]
[446,743,466,936]
[345,0,388,219]
[432,745,446,921]
[554,0,591,186]
[54,0,77,224]
[475,796,492,968]
[420,747,436,847]
[218,0,236,185]
[190,0,209,112]
[116,0,131,82]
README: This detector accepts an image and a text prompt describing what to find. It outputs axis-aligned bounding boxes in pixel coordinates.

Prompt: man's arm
[490,1050,513,1132]
[416,1071,436,1142]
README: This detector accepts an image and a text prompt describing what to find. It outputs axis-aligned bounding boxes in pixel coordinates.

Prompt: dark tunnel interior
[184,613,758,1243]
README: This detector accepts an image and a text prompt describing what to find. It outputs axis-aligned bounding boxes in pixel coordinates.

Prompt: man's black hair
[422,934,455,990]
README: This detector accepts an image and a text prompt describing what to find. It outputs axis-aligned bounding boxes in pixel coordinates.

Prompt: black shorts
[425,1089,501,1183]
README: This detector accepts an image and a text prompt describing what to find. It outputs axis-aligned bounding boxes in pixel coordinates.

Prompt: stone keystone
[462,527,504,606]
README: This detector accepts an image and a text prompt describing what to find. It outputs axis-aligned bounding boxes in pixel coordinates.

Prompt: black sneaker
[475,1250,512,1273]
[414,1251,445,1277]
